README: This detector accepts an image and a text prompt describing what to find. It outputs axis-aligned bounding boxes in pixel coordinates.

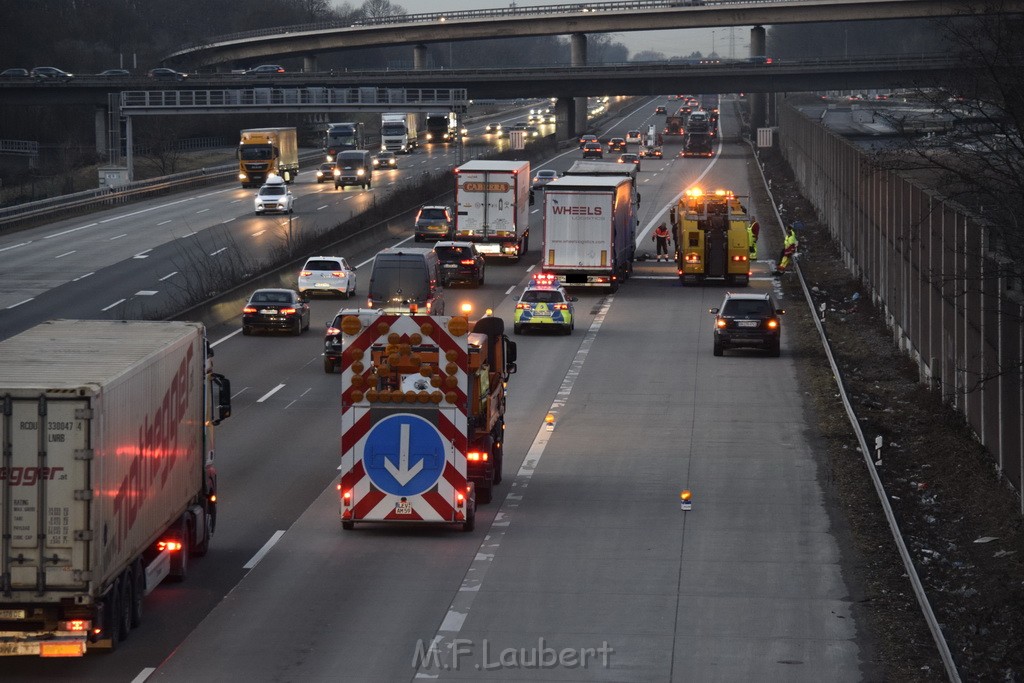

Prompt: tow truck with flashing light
[670,188,752,286]
[338,310,517,528]
[514,274,578,335]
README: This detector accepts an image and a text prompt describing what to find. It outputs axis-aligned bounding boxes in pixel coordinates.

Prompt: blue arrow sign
[363,413,447,496]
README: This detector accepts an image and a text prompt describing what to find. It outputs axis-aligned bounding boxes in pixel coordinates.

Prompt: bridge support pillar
[413,44,428,70]
[303,55,318,73]
[570,33,588,135]
[749,26,767,131]
[95,107,108,156]
[555,97,577,140]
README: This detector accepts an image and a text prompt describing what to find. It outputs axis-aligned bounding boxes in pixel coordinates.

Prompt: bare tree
[359,0,406,21]
[631,50,666,62]
[873,4,1024,283]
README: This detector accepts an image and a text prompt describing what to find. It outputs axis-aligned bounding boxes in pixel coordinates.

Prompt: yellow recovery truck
[671,187,751,286]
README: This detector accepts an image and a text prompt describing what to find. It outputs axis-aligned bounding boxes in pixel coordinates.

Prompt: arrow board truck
[543,175,636,291]
[338,312,517,530]
[454,160,531,260]
[0,320,232,657]
[238,127,299,188]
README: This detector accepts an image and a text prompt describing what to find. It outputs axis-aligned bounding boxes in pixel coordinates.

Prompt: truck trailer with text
[454,160,531,260]
[0,320,231,656]
[542,175,636,290]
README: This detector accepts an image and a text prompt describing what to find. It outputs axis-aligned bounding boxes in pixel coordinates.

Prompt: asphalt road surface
[2,98,870,682]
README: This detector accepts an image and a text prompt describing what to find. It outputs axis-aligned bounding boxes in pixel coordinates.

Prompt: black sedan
[434,241,485,287]
[242,289,311,335]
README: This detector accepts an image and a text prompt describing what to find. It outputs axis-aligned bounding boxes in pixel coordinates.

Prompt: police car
[513,273,577,335]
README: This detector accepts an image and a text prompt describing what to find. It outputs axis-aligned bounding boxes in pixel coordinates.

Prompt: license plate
[315,283,330,288]
[444,264,457,268]
[260,308,276,315]
[736,321,759,328]
[40,641,85,657]
[395,501,412,514]
[0,609,26,619]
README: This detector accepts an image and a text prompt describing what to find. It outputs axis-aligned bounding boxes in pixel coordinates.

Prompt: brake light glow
[466,451,488,461]
[731,255,748,262]
[554,303,569,310]
[516,303,530,309]
[59,620,89,632]
[301,271,312,276]
[327,326,340,335]
[685,252,701,263]
[281,307,297,314]
[716,319,727,328]
[460,259,475,265]
[767,319,779,329]
[409,304,419,313]
[332,271,344,277]
[157,540,182,553]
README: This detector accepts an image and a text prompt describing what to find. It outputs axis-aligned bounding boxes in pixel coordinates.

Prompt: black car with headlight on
[709,292,785,356]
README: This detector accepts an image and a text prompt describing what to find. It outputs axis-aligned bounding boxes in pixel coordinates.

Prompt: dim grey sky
[389,1,751,59]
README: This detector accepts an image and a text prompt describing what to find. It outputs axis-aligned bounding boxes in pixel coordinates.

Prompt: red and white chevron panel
[339,314,471,526]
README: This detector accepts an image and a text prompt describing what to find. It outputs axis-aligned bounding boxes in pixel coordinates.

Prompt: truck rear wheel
[193,509,212,557]
[463,503,476,532]
[118,573,132,641]
[130,561,145,627]
[324,357,336,373]
[103,579,124,650]
[477,479,493,505]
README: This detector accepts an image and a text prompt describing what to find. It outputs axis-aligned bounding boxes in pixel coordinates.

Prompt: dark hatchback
[434,241,485,287]
[710,292,785,357]
[242,288,311,336]
[323,308,382,373]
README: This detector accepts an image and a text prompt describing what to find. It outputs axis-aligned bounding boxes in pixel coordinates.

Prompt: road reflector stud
[545,412,556,431]
[680,490,693,511]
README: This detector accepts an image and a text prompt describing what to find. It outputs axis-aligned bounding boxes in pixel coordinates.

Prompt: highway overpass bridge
[0,53,963,153]
[158,0,1019,143]
[165,0,1011,71]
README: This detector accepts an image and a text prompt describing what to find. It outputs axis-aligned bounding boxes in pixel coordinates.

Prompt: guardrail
[120,87,470,112]
[0,140,40,157]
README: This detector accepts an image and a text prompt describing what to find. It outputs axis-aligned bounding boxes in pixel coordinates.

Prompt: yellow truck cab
[671,188,751,286]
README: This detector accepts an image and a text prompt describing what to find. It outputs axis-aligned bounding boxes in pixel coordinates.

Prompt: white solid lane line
[159,271,178,281]
[243,531,286,570]
[211,329,241,347]
[257,383,285,403]
[7,298,33,310]
[130,667,156,683]
[101,299,125,312]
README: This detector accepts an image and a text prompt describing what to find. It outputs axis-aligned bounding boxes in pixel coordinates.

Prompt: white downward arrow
[384,424,424,485]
